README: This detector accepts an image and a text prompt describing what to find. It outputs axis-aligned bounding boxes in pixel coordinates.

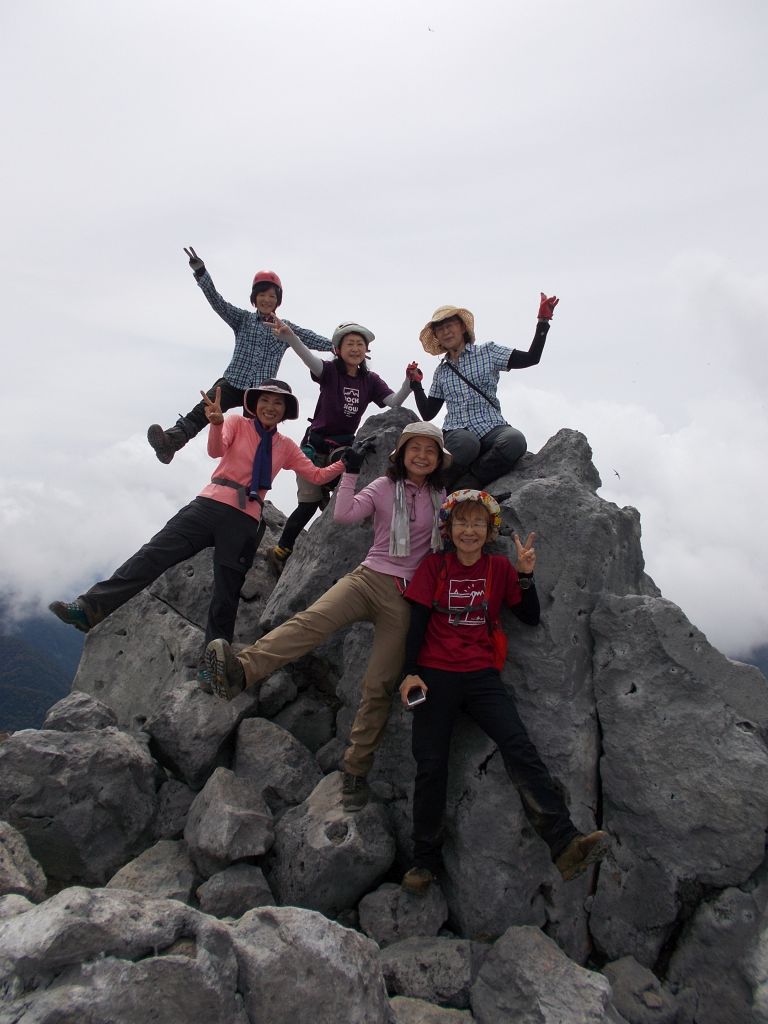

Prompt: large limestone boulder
[267,772,396,916]
[0,728,157,885]
[106,839,199,903]
[378,936,483,1009]
[233,716,323,812]
[231,904,393,1024]
[184,767,274,876]
[0,820,46,902]
[469,925,613,1023]
[145,679,259,789]
[590,594,768,966]
[42,691,117,731]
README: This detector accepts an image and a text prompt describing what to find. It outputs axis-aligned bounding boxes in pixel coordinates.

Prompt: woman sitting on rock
[206,421,450,812]
[398,489,609,894]
[408,295,558,491]
[50,382,344,670]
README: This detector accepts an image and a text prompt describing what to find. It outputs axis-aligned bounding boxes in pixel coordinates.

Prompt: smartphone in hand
[406,687,427,708]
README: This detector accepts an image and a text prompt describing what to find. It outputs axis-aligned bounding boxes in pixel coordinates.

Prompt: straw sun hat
[419,305,476,356]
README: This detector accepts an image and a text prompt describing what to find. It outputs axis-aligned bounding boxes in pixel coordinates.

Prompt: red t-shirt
[404,552,522,672]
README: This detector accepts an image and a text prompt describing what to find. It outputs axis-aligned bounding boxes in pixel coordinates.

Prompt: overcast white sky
[2,0,766,657]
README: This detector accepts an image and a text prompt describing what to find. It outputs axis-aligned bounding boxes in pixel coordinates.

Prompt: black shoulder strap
[442,357,501,411]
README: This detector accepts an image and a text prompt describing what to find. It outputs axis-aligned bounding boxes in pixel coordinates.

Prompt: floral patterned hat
[439,489,502,542]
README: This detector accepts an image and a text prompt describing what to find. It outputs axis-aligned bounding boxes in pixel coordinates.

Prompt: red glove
[406,361,424,383]
[538,293,559,320]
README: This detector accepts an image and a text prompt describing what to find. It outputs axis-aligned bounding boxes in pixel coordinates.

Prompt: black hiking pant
[410,666,579,872]
[79,497,264,645]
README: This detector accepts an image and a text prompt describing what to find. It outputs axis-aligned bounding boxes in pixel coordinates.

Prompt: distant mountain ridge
[0,612,84,731]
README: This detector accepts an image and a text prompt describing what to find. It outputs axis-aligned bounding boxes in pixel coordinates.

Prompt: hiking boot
[266,545,292,576]
[206,639,246,701]
[147,424,187,465]
[49,600,91,633]
[341,772,370,812]
[401,866,435,895]
[555,830,610,881]
[196,665,213,694]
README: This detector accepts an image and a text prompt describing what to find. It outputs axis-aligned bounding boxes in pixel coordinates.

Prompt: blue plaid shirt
[428,343,511,439]
[197,272,333,389]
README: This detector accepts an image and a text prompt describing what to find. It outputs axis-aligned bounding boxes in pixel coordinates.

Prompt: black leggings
[411,666,578,872]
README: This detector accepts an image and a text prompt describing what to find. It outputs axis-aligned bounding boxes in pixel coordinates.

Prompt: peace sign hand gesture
[184,246,206,276]
[513,532,536,574]
[269,316,293,340]
[201,386,224,425]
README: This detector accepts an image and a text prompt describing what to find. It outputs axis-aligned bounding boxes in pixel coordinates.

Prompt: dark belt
[212,477,265,513]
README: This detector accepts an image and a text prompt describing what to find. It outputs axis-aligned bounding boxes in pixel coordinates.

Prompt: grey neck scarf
[389,480,443,557]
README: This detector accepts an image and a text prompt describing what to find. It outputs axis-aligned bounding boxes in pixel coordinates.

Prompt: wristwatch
[518,574,535,590]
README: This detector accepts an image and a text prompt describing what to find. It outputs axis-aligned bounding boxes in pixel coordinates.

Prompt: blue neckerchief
[249,420,275,501]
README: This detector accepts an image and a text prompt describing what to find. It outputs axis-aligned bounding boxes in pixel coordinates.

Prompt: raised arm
[184,246,247,330]
[333,471,380,524]
[506,293,558,370]
[382,375,411,408]
[271,318,324,376]
[287,321,334,354]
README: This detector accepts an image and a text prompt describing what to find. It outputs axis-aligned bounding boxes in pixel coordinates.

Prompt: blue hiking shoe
[49,600,91,633]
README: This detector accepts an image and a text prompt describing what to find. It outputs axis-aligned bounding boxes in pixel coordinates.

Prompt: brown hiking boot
[555,831,610,881]
[147,424,187,465]
[206,639,246,701]
[341,772,370,812]
[401,866,435,896]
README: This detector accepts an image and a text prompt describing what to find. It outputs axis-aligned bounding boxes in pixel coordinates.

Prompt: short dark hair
[250,281,282,307]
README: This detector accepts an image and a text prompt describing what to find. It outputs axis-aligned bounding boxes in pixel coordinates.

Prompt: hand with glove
[184,246,206,278]
[406,361,423,384]
[537,293,559,320]
[342,437,377,474]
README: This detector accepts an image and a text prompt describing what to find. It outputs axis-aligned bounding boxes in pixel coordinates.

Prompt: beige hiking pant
[238,565,410,776]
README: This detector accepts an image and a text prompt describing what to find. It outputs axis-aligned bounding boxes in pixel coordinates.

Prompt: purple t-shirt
[309,360,393,437]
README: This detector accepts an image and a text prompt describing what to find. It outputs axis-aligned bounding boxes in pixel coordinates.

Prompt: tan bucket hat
[389,421,453,467]
[419,305,475,356]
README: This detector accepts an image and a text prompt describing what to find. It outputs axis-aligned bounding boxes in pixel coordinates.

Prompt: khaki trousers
[238,565,411,776]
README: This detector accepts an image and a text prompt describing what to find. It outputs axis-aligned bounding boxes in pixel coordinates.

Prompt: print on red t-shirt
[446,575,487,626]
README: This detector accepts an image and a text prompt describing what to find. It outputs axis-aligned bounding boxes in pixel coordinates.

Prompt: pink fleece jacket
[198,416,344,521]
[333,473,445,581]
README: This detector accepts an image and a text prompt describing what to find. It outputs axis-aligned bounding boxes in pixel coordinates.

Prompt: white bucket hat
[389,422,453,467]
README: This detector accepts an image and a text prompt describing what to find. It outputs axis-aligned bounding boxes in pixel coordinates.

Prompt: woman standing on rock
[398,489,609,894]
[50,382,344,666]
[265,317,416,576]
[206,421,450,812]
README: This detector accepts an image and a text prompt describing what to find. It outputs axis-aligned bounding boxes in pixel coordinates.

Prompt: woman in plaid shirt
[147,247,333,464]
[409,294,558,491]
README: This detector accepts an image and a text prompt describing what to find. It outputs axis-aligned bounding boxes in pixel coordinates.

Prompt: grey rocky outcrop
[231,904,393,1024]
[378,936,483,1008]
[469,925,613,1023]
[389,998,476,1023]
[196,863,275,918]
[145,679,259,788]
[267,772,396,916]
[359,882,449,948]
[7,411,768,1019]
[233,716,323,812]
[0,821,46,902]
[42,691,117,731]
[601,956,679,1024]
[0,728,157,885]
[184,767,274,876]
[106,839,198,903]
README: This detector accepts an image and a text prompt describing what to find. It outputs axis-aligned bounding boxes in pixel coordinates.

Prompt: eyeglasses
[433,317,462,334]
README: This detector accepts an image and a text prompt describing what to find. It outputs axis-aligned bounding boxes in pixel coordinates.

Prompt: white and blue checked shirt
[428,343,511,439]
[197,272,333,389]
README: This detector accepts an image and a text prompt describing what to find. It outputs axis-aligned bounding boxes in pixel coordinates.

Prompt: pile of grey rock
[1,408,767,1023]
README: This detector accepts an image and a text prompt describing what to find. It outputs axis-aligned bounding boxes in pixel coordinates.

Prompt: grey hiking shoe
[401,866,435,895]
[147,424,187,465]
[49,600,91,633]
[197,665,214,694]
[206,639,246,701]
[341,772,370,812]
[555,830,610,881]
